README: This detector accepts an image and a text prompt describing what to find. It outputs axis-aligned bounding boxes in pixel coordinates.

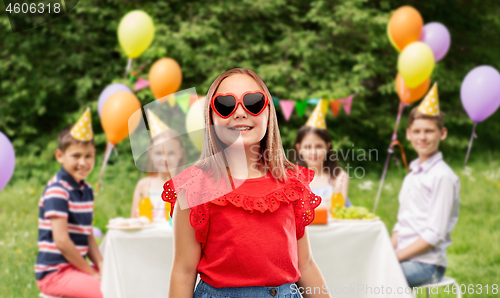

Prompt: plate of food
[106,217,153,230]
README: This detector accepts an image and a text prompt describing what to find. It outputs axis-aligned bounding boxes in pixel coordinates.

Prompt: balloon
[0,132,15,191]
[149,58,182,100]
[395,73,430,105]
[118,10,155,58]
[101,91,142,145]
[186,97,206,151]
[398,42,435,88]
[98,84,132,116]
[419,22,451,62]
[387,24,400,52]
[388,6,423,51]
[461,66,500,122]
[92,226,103,238]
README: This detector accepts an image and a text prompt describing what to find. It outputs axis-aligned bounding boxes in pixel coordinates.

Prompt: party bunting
[272,96,280,108]
[279,100,296,121]
[339,95,353,116]
[307,98,320,105]
[330,99,342,118]
[70,108,93,141]
[133,78,150,92]
[189,94,199,107]
[295,101,308,118]
[176,92,191,113]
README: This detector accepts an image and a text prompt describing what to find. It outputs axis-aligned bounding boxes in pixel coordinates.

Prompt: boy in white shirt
[391,84,460,287]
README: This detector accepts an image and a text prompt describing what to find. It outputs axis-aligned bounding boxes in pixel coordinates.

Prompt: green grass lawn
[0,154,499,297]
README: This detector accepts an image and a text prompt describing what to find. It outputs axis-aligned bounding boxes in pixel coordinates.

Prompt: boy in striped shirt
[35,109,103,298]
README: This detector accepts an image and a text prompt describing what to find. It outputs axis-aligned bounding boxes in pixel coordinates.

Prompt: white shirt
[393,152,460,267]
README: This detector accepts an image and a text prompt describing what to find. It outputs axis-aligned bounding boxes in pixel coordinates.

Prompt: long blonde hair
[195,68,297,182]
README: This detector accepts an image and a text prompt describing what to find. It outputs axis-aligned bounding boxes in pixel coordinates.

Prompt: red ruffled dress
[161,165,321,288]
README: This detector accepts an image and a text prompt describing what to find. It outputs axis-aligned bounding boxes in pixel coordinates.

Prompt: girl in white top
[293,126,352,214]
[131,129,185,220]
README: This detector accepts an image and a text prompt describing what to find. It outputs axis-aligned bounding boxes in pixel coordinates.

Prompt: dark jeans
[400,261,446,287]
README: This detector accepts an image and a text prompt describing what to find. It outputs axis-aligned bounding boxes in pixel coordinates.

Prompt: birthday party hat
[147,109,170,138]
[70,108,93,141]
[305,99,329,129]
[417,83,439,116]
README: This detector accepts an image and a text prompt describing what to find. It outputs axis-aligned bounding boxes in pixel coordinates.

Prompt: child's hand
[92,271,102,280]
[391,232,398,250]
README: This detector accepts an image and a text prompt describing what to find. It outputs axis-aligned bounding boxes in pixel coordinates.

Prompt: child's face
[149,138,183,173]
[211,74,269,148]
[295,132,330,169]
[55,143,95,183]
[406,119,447,159]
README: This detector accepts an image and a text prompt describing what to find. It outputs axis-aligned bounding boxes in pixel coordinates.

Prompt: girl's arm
[296,228,332,298]
[87,232,103,274]
[131,178,146,218]
[168,189,201,298]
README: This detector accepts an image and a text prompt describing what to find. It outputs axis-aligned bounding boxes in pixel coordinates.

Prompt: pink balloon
[419,22,451,62]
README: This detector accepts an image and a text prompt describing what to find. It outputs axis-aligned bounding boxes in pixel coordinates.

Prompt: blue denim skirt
[194,279,302,298]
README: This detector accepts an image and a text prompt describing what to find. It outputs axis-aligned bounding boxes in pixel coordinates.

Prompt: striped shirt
[35,167,94,280]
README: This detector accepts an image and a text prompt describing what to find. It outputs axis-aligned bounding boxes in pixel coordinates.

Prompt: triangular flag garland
[330,99,342,118]
[133,78,150,92]
[271,95,355,119]
[339,95,353,116]
[176,92,191,113]
[279,100,296,121]
[295,101,308,118]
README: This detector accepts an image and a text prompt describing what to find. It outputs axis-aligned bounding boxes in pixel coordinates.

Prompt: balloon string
[373,102,405,213]
[96,142,114,194]
[125,58,132,77]
[464,122,478,166]
[391,139,409,171]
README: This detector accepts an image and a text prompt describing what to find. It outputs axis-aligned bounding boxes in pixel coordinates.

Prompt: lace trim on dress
[161,165,322,244]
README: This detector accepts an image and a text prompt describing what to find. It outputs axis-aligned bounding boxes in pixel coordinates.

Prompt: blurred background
[1,0,499,297]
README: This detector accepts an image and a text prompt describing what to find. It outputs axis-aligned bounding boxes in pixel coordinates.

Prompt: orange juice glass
[330,192,345,218]
[138,197,153,223]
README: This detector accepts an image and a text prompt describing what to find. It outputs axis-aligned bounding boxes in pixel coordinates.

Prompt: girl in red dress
[162,68,331,298]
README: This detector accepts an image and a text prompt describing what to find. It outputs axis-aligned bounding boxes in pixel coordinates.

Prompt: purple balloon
[0,132,15,191]
[93,226,103,238]
[461,66,500,122]
[98,83,132,116]
[419,22,451,62]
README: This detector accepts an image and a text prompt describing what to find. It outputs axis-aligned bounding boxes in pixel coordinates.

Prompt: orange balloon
[388,6,423,51]
[395,73,430,105]
[149,58,182,100]
[101,91,142,145]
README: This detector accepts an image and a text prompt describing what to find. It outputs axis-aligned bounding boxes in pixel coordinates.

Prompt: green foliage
[1,0,500,172]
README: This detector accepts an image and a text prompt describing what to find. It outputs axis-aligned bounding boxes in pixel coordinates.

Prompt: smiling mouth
[229,126,254,131]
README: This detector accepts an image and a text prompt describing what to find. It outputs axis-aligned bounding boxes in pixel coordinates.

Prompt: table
[308,220,412,298]
[100,220,412,298]
[100,221,176,298]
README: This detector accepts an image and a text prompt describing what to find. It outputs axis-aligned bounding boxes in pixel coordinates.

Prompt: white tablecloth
[100,220,411,298]
[100,221,176,298]
[308,220,412,298]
